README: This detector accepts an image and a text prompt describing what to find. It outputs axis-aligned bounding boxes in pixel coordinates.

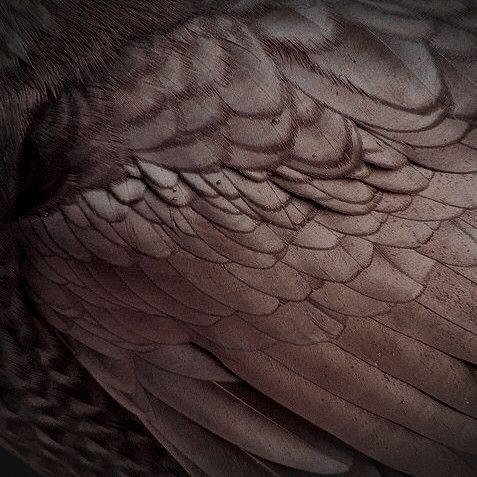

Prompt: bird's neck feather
[1,0,197,102]
[0,0,197,218]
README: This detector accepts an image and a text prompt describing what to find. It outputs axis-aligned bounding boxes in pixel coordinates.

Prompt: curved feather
[7,1,477,476]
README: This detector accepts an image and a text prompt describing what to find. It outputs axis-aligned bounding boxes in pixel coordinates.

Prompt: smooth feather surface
[1,1,477,476]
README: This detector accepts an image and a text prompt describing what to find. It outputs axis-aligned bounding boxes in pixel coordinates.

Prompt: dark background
[0,447,40,476]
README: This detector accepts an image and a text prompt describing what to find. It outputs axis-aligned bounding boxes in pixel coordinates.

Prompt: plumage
[0,1,476,476]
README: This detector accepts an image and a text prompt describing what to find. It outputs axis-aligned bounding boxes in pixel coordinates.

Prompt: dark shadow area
[0,447,40,476]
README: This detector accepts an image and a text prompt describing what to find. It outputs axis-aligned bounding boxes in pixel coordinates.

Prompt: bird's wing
[15,1,477,476]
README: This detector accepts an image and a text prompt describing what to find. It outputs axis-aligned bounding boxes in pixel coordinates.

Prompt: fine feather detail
[3,1,477,476]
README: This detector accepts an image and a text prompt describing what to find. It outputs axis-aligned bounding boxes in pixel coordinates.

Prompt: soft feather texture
[0,232,185,476]
[1,1,477,476]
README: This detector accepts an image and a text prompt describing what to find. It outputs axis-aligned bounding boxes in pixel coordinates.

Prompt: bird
[0,1,476,476]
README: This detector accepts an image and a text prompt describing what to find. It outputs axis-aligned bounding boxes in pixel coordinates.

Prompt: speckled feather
[0,232,186,476]
[1,1,477,476]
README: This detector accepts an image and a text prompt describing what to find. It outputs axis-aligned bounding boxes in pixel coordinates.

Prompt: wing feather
[15,2,477,476]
